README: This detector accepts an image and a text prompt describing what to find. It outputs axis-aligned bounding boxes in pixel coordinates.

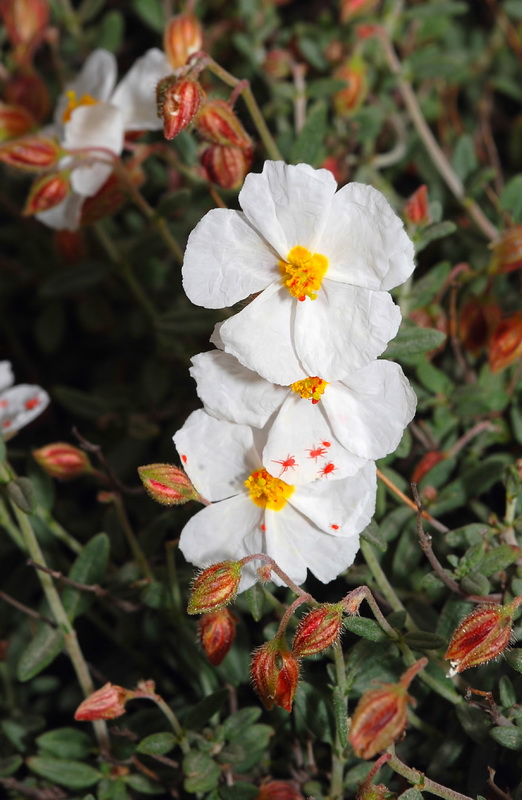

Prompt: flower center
[279,245,328,301]
[245,468,294,511]
[62,90,98,123]
[291,376,328,403]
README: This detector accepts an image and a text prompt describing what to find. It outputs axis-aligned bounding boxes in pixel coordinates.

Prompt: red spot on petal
[330,524,339,530]
[0,400,8,408]
[25,397,40,410]
[321,462,337,477]
[322,441,331,447]
[3,420,12,428]
[261,524,266,531]
[181,454,187,463]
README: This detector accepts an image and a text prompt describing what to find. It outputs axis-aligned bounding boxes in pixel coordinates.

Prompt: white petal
[111,48,171,130]
[289,461,376,535]
[54,49,117,125]
[295,281,402,380]
[263,504,310,586]
[182,209,278,308]
[239,161,337,258]
[173,409,260,502]
[65,104,123,197]
[35,193,85,231]
[323,361,417,459]
[322,183,415,291]
[263,393,366,484]
[0,385,50,439]
[190,350,286,428]
[296,524,361,584]
[219,282,307,384]
[0,362,14,393]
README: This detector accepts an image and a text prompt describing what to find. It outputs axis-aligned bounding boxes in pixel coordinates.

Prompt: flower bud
[0,135,61,170]
[257,779,304,800]
[458,296,501,356]
[488,313,522,373]
[201,144,252,190]
[292,604,344,657]
[333,58,367,116]
[356,753,392,800]
[2,0,49,48]
[251,637,300,712]
[348,658,427,759]
[32,442,92,480]
[81,165,144,226]
[340,0,380,22]
[138,463,199,506]
[0,102,35,141]
[163,12,203,70]
[22,171,70,215]
[257,563,273,584]
[195,99,252,149]
[198,608,237,665]
[74,682,128,721]
[445,597,522,676]
[490,226,522,274]
[404,184,430,225]
[156,76,205,140]
[187,560,243,614]
[4,70,51,122]
[263,49,293,80]
[411,450,446,485]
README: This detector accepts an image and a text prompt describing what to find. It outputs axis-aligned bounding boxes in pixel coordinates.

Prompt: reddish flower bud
[201,144,252,190]
[163,12,203,70]
[187,561,243,614]
[349,658,427,759]
[4,70,51,122]
[0,135,61,170]
[138,463,199,506]
[292,604,344,657]
[257,779,304,800]
[445,597,522,676]
[458,296,502,356]
[32,442,92,480]
[411,450,447,485]
[2,0,49,48]
[0,640,9,661]
[404,185,430,225]
[333,58,367,116]
[195,99,252,150]
[81,165,144,227]
[74,682,128,721]
[251,637,300,712]
[0,102,35,141]
[198,608,237,665]
[156,76,205,140]
[489,313,522,373]
[23,170,70,215]
[257,564,273,584]
[263,49,293,80]
[490,226,522,274]
[340,0,380,22]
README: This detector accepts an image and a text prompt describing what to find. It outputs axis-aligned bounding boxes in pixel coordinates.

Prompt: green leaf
[500,175,522,222]
[36,728,93,760]
[221,707,261,740]
[183,751,221,794]
[455,703,491,744]
[332,686,349,746]
[290,102,327,166]
[414,221,457,254]
[124,774,165,794]
[404,1,467,17]
[184,688,228,730]
[219,783,259,800]
[233,725,273,772]
[460,573,490,597]
[360,520,387,553]
[408,260,450,307]
[294,681,335,744]
[451,134,478,181]
[136,732,177,756]
[398,789,424,800]
[505,648,522,673]
[307,78,348,99]
[27,757,101,789]
[246,583,266,622]
[343,617,387,642]
[53,386,120,420]
[489,727,522,750]
[504,0,522,18]
[17,626,64,682]
[156,190,192,218]
[7,477,36,514]
[402,631,447,651]
[0,434,5,463]
[61,533,110,620]
[0,755,23,776]
[383,326,447,364]
[499,675,517,709]
[446,524,492,547]
[97,10,124,52]
[478,544,520,577]
[416,361,454,395]
[129,0,164,31]
[39,262,112,298]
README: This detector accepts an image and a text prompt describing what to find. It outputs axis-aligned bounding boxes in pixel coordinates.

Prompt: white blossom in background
[182,161,415,384]
[37,48,171,231]
[189,349,417,484]
[0,361,50,439]
[173,409,377,591]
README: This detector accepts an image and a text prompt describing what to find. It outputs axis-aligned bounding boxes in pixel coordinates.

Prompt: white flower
[190,349,416,484]
[182,161,414,383]
[173,409,376,590]
[37,48,171,231]
[0,361,50,439]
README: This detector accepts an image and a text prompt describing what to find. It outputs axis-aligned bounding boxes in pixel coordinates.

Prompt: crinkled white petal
[263,504,310,586]
[295,522,361,584]
[239,161,337,258]
[182,209,278,308]
[289,461,376,536]
[295,281,402,381]
[321,182,415,291]
[54,49,117,127]
[0,385,50,439]
[323,361,417,460]
[65,103,123,196]
[0,362,14,393]
[190,350,286,428]
[173,409,260,502]
[35,193,85,231]
[219,282,307,384]
[263,393,366,484]
[111,48,171,131]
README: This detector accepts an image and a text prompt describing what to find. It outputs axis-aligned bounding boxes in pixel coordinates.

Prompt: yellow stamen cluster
[291,376,328,403]
[62,90,98,123]
[245,468,294,511]
[279,245,328,301]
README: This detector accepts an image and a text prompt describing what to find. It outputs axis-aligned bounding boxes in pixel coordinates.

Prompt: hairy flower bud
[251,637,300,712]
[411,450,446,485]
[257,779,304,800]
[201,143,252,189]
[0,102,35,141]
[4,70,50,122]
[198,608,237,665]
[263,49,293,80]
[195,99,252,149]
[2,0,49,48]
[459,296,501,356]
[138,463,199,506]
[163,12,203,70]
[23,171,70,215]
[0,135,61,170]
[404,185,430,225]
[445,597,522,676]
[156,76,205,140]
[349,658,427,759]
[32,442,92,480]
[333,58,367,116]
[74,682,128,721]
[488,314,522,373]
[188,561,243,614]
[490,226,522,274]
[292,604,344,657]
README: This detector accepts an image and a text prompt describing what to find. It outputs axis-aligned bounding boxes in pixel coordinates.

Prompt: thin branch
[0,590,56,627]
[377,468,449,533]
[27,561,140,613]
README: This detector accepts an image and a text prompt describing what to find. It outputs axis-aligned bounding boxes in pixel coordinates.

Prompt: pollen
[245,468,294,511]
[62,90,98,123]
[279,245,328,301]
[291,376,328,403]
